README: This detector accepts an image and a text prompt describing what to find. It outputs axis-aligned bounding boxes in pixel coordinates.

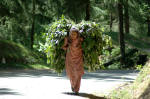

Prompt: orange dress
[62,37,84,92]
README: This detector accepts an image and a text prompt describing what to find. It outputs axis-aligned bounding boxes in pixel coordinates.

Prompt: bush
[0,40,42,64]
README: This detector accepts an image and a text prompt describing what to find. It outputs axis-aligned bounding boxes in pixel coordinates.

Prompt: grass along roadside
[0,63,52,70]
[108,59,150,99]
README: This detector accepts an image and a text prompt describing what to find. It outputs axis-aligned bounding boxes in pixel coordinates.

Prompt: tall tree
[124,0,130,34]
[146,1,150,36]
[31,0,35,49]
[105,0,116,32]
[138,0,150,36]
[108,0,117,32]
[85,0,90,21]
[100,0,118,32]
[118,0,125,66]
[110,11,113,32]
[148,17,150,36]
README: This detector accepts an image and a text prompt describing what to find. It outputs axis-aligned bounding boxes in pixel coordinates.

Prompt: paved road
[0,70,139,99]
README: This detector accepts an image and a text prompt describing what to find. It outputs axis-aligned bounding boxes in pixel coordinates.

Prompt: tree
[124,0,130,34]
[118,0,125,66]
[31,0,35,49]
[148,17,150,36]
[103,0,117,32]
[97,0,118,32]
[85,0,90,21]
[110,9,113,32]
[146,1,150,36]
[108,0,117,32]
[137,0,150,36]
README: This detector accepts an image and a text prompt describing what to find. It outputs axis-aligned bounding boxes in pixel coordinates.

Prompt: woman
[62,27,84,94]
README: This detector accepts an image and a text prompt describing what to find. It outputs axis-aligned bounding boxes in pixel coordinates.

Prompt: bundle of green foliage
[40,15,112,73]
[0,40,42,65]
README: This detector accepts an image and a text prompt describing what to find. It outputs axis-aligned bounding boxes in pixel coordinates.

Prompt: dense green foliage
[0,0,149,70]
[0,0,149,45]
[40,16,112,72]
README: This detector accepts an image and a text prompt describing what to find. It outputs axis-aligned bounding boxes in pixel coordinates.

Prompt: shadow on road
[63,92,106,99]
[0,88,21,95]
[0,70,138,82]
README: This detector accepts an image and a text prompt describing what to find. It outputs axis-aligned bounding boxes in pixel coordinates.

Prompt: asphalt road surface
[0,70,139,99]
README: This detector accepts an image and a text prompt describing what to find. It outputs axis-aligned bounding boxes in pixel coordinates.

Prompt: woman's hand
[62,46,67,51]
[80,37,84,42]
[62,37,68,51]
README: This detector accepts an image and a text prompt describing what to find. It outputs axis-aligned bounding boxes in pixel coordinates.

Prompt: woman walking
[62,27,84,94]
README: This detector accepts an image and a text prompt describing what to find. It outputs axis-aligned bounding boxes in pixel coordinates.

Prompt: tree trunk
[124,0,129,34]
[110,12,113,32]
[31,0,35,49]
[85,0,90,21]
[147,17,150,36]
[118,0,125,66]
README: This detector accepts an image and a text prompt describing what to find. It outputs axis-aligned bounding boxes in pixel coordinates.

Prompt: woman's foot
[71,87,74,92]
[74,91,79,95]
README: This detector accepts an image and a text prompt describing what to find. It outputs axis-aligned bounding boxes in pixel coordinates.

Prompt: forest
[0,0,150,71]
